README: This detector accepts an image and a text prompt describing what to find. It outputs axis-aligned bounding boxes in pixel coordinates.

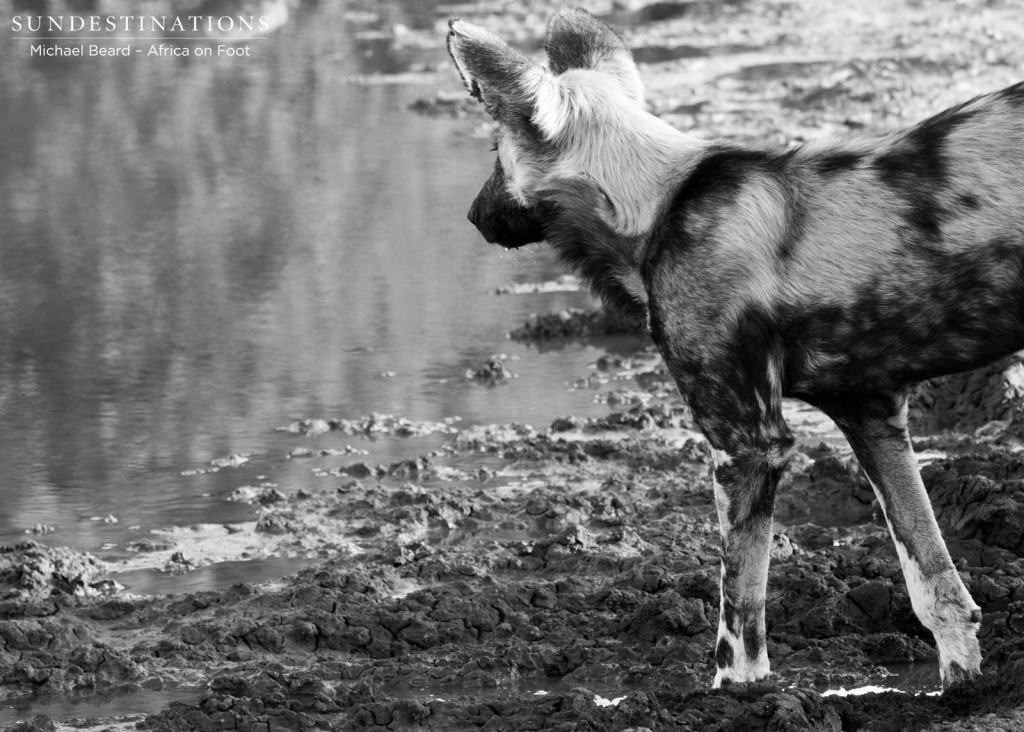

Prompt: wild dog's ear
[447,19,546,126]
[544,8,644,103]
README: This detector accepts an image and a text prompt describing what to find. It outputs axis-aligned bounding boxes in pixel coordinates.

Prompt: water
[0,1,622,568]
[815,661,943,697]
[0,686,204,729]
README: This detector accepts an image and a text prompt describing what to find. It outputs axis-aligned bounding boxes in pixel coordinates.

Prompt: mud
[6,356,1024,731]
[508,308,642,343]
[8,411,1024,730]
[6,0,1024,730]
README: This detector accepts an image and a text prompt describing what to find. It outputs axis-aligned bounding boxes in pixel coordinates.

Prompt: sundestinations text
[11,15,271,33]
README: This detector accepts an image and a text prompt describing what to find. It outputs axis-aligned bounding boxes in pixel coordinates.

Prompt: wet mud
[7,347,1024,730]
[7,0,1024,730]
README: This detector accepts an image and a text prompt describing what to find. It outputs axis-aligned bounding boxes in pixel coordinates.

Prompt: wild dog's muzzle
[468,162,546,248]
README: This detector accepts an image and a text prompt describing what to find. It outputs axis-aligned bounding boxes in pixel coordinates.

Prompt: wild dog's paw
[934,608,982,692]
[713,663,773,688]
[713,631,771,688]
[902,565,982,691]
[941,658,982,692]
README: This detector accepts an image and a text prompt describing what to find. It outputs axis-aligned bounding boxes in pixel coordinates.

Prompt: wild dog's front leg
[820,393,982,689]
[682,371,795,687]
[708,438,793,687]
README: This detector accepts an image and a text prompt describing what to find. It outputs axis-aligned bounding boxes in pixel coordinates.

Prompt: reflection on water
[109,555,320,594]
[0,685,204,727]
[0,1,621,555]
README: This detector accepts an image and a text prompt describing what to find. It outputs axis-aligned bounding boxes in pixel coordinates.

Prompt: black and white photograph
[2,0,1024,729]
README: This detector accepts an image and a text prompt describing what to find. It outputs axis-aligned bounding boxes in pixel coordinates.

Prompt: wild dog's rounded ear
[447,19,547,126]
[544,8,644,104]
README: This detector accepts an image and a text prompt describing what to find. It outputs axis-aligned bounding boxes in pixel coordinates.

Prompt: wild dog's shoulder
[649,144,803,263]
[670,145,795,211]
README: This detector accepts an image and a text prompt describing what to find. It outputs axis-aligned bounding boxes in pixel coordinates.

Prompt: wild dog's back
[791,83,1024,393]
[793,82,1024,280]
[649,82,1024,398]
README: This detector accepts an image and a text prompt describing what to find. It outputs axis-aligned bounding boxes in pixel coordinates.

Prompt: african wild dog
[448,8,1024,690]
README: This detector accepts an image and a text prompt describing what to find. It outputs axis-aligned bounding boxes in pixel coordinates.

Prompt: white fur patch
[711,451,733,537]
[531,71,572,141]
[711,449,734,468]
[865,477,982,687]
[498,134,535,207]
[890,536,981,687]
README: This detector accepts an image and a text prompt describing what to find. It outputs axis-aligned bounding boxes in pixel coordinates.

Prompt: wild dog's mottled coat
[448,7,1022,689]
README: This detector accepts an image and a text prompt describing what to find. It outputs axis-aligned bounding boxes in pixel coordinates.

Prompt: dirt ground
[6,0,1024,730]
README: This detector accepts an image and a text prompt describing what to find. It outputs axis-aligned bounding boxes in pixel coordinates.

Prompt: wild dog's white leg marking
[892,535,982,687]
[825,395,982,689]
[867,480,982,687]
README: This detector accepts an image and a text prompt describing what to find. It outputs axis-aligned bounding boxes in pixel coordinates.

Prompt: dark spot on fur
[721,598,740,635]
[776,201,806,261]
[816,151,864,176]
[872,104,978,243]
[717,306,788,440]
[742,621,763,664]
[671,146,790,212]
[715,451,788,527]
[715,637,734,669]
[783,236,1024,396]
[958,193,980,210]
[665,147,806,261]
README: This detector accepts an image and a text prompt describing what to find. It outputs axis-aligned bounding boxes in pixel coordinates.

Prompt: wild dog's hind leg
[684,375,795,687]
[820,393,982,689]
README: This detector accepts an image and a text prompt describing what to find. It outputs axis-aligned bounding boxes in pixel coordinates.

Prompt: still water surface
[0,1,621,567]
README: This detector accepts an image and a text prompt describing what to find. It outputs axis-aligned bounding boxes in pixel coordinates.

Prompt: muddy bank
[2,281,1024,732]
[7,420,1024,730]
[6,354,1024,731]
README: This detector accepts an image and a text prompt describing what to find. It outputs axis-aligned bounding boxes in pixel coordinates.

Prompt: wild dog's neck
[535,111,705,323]
[538,181,651,322]
[568,108,707,239]
[515,68,708,240]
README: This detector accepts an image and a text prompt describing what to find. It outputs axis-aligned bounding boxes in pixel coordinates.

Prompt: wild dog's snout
[467,162,546,248]
[467,190,491,240]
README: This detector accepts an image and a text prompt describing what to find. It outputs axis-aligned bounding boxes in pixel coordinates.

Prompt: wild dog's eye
[489,142,498,152]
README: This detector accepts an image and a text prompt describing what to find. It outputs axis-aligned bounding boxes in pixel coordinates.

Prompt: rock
[226,485,288,505]
[509,307,643,341]
[0,542,111,599]
[910,354,1024,434]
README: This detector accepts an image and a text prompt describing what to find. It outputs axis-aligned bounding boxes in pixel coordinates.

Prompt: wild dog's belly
[781,266,1024,397]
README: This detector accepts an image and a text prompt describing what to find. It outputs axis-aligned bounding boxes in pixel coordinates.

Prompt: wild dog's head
[447,8,697,316]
